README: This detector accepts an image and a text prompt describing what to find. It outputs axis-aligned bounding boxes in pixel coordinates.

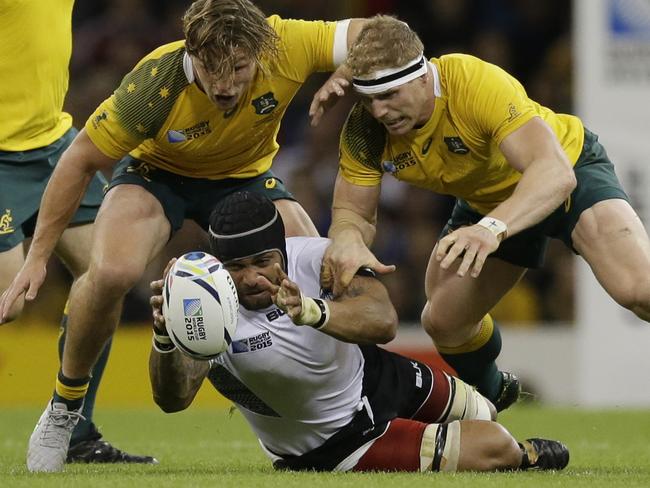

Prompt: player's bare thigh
[422,243,525,336]
[83,184,172,293]
[572,198,650,314]
[273,198,319,237]
[54,223,95,280]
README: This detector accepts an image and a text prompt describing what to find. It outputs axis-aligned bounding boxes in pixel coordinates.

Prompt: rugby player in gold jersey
[323,15,650,411]
[1,0,367,473]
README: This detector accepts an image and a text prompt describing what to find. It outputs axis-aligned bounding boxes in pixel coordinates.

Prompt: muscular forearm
[328,207,377,246]
[28,162,93,261]
[486,158,576,237]
[149,348,209,413]
[28,131,116,262]
[323,294,397,344]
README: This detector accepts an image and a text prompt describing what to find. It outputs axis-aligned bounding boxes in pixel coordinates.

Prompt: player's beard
[238,289,273,311]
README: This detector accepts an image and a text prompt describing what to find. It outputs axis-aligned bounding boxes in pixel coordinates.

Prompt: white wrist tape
[153,330,172,345]
[477,217,508,240]
[297,294,330,329]
[152,335,176,354]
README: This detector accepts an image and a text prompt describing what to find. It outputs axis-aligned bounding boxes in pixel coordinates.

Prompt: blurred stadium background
[1,0,649,415]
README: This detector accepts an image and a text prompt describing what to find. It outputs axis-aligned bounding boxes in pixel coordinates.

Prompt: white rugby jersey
[208,237,364,457]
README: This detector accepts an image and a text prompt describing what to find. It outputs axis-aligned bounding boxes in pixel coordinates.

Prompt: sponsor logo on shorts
[183,298,207,341]
[0,209,14,235]
[232,331,273,353]
[167,121,211,143]
[251,92,278,115]
[411,361,423,388]
[125,161,154,182]
[444,137,469,155]
[264,178,277,189]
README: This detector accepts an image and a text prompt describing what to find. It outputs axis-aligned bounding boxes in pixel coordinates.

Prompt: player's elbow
[557,164,577,198]
[153,393,193,413]
[373,307,398,344]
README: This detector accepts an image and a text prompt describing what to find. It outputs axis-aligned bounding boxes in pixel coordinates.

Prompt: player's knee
[88,259,145,297]
[421,300,474,345]
[480,423,521,470]
[421,299,452,337]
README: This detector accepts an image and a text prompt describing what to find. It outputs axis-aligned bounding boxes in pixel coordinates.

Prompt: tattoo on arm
[339,275,373,300]
[150,350,209,408]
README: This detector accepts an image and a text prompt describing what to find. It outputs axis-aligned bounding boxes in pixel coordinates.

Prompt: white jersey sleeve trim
[333,19,351,67]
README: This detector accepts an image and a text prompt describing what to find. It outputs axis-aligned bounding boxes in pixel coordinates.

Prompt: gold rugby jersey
[340,54,585,215]
[86,16,337,179]
[0,0,74,151]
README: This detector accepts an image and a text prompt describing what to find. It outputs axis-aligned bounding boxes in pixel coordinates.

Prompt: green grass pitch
[2,404,650,487]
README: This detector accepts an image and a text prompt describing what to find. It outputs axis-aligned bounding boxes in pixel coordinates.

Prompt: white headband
[352,54,427,95]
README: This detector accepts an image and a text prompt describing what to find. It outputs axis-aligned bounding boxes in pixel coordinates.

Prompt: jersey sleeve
[445,55,538,146]
[338,102,386,186]
[269,15,338,82]
[85,45,189,159]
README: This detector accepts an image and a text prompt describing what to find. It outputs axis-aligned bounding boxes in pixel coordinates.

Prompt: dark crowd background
[35,0,575,327]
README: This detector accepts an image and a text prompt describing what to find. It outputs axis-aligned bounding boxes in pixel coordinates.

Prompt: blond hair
[183,0,279,79]
[346,15,424,77]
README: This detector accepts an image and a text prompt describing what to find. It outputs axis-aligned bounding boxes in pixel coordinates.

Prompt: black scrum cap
[208,192,287,270]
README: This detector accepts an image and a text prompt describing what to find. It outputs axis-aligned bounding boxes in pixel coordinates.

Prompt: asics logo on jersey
[167,121,211,143]
[443,137,469,155]
[251,92,278,115]
[232,331,273,353]
[0,209,14,235]
[422,137,433,155]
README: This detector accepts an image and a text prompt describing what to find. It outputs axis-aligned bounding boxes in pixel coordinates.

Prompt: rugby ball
[162,252,239,360]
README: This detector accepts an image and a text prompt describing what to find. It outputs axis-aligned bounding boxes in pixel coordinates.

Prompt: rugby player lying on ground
[148,191,568,472]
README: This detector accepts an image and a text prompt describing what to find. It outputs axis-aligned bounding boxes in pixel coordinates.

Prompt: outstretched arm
[323,173,395,296]
[267,263,398,344]
[149,345,210,413]
[149,266,210,412]
[436,117,576,279]
[0,129,116,322]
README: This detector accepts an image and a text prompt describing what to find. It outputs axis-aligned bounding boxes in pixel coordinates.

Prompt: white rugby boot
[27,401,85,472]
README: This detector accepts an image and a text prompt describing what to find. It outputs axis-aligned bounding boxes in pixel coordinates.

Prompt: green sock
[437,314,503,401]
[53,369,89,411]
[58,309,113,443]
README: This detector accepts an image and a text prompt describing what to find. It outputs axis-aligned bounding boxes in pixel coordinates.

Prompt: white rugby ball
[162,251,239,360]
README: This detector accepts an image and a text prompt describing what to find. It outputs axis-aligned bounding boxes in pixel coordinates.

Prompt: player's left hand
[309,76,350,127]
[266,263,307,321]
[435,225,501,278]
